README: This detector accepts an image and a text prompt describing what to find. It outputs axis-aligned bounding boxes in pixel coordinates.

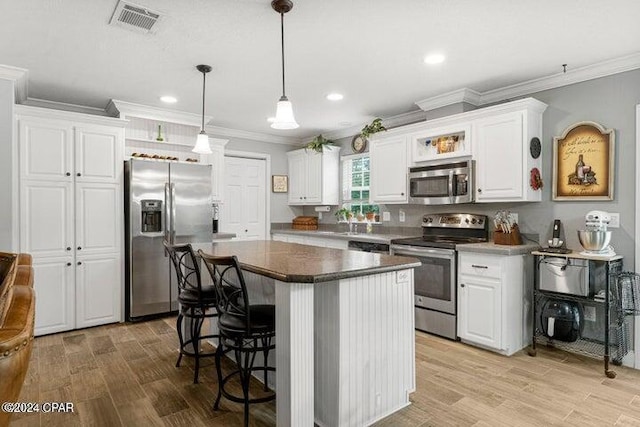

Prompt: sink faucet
[348,218,357,234]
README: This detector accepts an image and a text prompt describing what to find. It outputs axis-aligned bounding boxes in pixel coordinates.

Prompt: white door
[75,253,121,328]
[33,256,75,336]
[19,118,73,182]
[75,183,121,255]
[222,156,267,240]
[458,276,502,350]
[20,181,74,258]
[474,112,524,201]
[370,135,408,203]
[287,150,307,204]
[75,125,123,183]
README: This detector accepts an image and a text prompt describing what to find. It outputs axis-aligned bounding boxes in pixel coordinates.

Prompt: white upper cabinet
[19,118,73,181]
[287,147,340,205]
[75,125,124,183]
[370,135,408,203]
[472,99,546,203]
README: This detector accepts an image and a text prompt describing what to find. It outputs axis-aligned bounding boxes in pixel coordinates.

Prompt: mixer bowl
[577,230,611,251]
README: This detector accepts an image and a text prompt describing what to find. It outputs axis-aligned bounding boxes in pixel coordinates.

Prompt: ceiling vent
[109,1,162,34]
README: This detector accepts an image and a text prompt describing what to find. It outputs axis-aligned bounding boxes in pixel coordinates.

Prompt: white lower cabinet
[457,251,531,356]
[76,254,122,329]
[32,257,75,336]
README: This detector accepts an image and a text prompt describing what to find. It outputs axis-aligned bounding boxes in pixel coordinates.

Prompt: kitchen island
[192,240,420,427]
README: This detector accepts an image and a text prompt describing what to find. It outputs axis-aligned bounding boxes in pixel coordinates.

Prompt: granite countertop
[191,240,421,283]
[457,241,541,256]
[271,229,415,244]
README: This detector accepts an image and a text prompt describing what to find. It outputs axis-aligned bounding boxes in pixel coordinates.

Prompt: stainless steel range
[390,213,488,339]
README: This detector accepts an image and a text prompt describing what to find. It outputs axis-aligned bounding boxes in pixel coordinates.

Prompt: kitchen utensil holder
[493,224,523,245]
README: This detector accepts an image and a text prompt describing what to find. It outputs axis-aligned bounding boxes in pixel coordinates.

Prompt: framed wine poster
[552,121,615,201]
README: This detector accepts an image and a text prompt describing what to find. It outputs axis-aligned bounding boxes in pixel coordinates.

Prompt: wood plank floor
[11,318,640,426]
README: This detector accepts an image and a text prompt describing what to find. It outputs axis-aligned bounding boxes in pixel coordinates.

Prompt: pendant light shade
[271,0,299,130]
[193,64,213,154]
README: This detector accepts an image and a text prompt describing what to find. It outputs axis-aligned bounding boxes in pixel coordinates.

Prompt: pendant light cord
[201,70,206,131]
[280,12,286,98]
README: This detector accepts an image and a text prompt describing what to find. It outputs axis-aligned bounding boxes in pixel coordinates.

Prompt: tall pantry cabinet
[16,106,126,336]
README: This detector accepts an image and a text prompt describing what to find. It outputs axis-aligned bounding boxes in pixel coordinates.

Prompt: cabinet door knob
[77,173,82,177]
[66,262,72,266]
[460,283,465,287]
[401,192,405,196]
[77,261,82,265]
[244,229,248,233]
[77,246,82,250]
[66,247,71,251]
[66,172,71,176]
[478,188,482,193]
[304,197,307,199]
[471,264,488,269]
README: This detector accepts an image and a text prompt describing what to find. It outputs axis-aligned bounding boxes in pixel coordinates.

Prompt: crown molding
[412,53,640,111]
[24,97,110,116]
[15,104,128,127]
[108,99,300,145]
[479,52,640,104]
[107,99,211,127]
[205,124,301,146]
[0,64,28,103]
[415,88,481,112]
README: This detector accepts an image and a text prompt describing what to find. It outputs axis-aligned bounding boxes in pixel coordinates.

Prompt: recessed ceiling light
[326,93,344,101]
[267,117,276,123]
[160,96,177,103]
[423,53,445,65]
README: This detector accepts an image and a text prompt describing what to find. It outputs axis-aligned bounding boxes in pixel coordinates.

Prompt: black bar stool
[164,242,220,384]
[198,251,275,427]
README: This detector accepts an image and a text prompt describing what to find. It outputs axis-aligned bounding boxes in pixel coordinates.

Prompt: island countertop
[191,240,420,283]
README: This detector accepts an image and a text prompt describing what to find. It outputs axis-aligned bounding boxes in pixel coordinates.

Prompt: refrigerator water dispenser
[141,199,162,233]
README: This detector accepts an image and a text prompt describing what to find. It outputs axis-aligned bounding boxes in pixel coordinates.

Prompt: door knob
[401,192,405,196]
[66,172,71,176]
[77,261,82,265]
[460,283,465,287]
[77,173,82,177]
[66,262,71,266]
[245,229,248,233]
[77,246,82,250]
[66,247,71,251]
[478,188,482,193]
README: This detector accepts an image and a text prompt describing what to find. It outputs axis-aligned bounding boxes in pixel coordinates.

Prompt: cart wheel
[605,369,617,379]
[527,347,537,357]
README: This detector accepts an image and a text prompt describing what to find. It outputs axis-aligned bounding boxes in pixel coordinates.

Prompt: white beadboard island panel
[315,270,415,427]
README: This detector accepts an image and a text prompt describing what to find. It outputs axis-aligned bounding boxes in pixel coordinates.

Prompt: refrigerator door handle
[170,182,177,244]
[164,182,170,248]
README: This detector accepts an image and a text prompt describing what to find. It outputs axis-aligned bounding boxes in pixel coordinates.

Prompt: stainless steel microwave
[408,159,474,205]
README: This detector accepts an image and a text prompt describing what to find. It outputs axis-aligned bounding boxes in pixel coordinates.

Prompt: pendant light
[271,0,299,130]
[192,64,213,154]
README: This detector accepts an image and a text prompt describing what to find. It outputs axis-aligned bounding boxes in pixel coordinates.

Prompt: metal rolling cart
[528,251,626,378]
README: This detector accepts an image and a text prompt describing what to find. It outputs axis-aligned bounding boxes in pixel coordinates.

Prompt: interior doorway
[221,155,267,240]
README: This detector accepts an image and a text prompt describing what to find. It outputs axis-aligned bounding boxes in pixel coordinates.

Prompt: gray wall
[305,69,640,269]
[0,79,14,250]
[216,135,304,222]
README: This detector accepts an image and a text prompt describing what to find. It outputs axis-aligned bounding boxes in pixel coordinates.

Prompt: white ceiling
[2,0,640,139]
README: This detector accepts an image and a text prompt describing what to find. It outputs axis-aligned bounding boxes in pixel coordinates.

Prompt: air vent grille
[109,1,162,34]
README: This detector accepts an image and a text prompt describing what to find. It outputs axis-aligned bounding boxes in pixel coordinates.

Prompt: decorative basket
[292,216,318,230]
[493,224,523,245]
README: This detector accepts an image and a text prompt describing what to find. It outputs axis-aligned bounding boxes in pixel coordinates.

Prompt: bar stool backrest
[164,242,202,297]
[199,252,251,333]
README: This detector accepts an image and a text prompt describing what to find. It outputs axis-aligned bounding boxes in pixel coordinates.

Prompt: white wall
[0,79,14,250]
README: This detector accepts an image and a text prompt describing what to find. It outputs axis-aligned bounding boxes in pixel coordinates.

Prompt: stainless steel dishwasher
[347,240,390,254]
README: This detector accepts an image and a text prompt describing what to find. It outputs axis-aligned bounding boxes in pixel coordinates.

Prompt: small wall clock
[351,134,367,153]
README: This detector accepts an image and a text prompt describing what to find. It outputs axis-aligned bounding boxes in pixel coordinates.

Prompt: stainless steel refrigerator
[125,159,212,320]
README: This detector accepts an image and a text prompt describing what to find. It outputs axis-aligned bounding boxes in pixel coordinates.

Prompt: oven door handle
[391,245,455,259]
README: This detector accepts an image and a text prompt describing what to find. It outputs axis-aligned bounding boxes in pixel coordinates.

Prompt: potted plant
[306,134,335,153]
[360,118,387,140]
[365,210,376,222]
[335,208,352,222]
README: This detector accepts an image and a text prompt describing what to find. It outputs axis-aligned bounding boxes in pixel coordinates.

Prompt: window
[341,154,379,219]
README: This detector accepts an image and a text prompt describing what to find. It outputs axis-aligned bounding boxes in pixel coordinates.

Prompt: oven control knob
[478,219,483,224]
[465,218,470,223]
[471,218,477,224]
